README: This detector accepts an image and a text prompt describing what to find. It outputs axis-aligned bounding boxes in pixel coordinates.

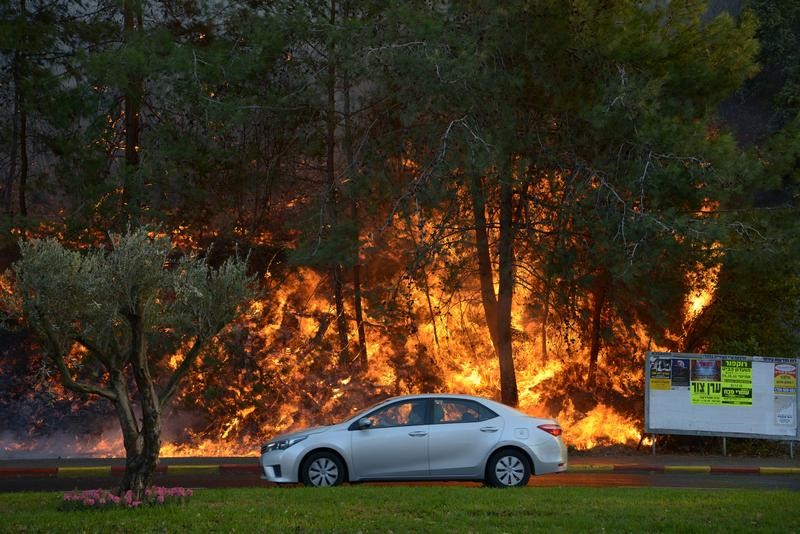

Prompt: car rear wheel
[486,449,531,487]
[301,452,345,487]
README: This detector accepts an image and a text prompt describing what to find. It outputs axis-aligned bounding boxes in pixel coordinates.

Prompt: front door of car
[428,398,504,477]
[349,399,430,479]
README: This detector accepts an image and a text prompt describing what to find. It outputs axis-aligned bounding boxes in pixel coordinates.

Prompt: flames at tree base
[1,256,714,460]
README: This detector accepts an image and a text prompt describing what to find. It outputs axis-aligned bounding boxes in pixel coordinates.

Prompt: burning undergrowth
[0,264,661,458]
[0,226,716,459]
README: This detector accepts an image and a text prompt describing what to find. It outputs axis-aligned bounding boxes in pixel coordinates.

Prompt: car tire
[485,449,531,488]
[301,451,345,487]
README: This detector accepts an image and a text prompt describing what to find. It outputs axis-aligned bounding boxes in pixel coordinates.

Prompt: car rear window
[433,399,497,424]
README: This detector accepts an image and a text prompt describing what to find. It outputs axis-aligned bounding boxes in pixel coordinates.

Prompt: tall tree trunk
[587,271,610,389]
[333,264,349,366]
[404,214,440,348]
[497,177,518,406]
[352,260,367,369]
[470,174,518,406]
[539,173,574,361]
[18,78,28,217]
[343,64,367,370]
[5,48,20,214]
[469,174,500,350]
[421,270,440,347]
[540,276,552,360]
[122,0,141,220]
[326,0,349,367]
[14,2,28,218]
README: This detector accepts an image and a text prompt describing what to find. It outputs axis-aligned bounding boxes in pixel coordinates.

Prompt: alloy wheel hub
[495,455,524,486]
[309,458,339,486]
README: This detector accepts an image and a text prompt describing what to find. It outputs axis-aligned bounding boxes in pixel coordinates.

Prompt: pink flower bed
[61,487,193,510]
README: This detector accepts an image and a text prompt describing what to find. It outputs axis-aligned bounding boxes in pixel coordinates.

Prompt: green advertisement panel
[690,360,752,406]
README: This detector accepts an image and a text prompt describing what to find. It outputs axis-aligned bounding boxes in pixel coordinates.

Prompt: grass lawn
[1,485,797,533]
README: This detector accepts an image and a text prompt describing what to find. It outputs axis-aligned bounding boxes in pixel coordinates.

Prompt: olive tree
[6,227,255,498]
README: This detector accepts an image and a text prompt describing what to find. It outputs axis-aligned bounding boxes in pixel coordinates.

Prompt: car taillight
[537,423,562,437]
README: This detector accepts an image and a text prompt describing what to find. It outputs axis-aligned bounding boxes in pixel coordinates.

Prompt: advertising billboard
[645,352,799,440]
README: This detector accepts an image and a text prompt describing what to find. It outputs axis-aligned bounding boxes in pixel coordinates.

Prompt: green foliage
[381,0,760,370]
[704,254,800,357]
[7,226,255,377]
[698,117,800,357]
[748,0,800,120]
[0,0,795,408]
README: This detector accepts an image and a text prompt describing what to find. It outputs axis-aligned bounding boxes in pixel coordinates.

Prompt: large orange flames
[0,236,720,459]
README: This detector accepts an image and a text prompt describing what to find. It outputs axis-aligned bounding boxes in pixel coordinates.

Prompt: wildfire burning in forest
[0,246,719,458]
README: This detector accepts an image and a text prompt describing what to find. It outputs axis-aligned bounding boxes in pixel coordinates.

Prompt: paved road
[528,471,800,490]
[2,471,798,492]
[1,455,798,492]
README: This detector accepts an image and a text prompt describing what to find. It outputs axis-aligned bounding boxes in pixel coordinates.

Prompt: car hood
[268,425,330,443]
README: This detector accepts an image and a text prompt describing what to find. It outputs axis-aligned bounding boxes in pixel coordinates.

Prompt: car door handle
[480,427,499,433]
[408,431,428,437]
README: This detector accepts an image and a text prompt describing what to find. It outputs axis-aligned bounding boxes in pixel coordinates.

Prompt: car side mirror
[357,418,373,430]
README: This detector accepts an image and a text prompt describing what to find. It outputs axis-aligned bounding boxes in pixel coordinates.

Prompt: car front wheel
[486,449,531,487]
[301,452,345,487]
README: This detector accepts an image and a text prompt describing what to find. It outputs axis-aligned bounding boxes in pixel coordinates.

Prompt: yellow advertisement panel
[690,360,752,406]
[691,380,721,405]
[721,360,752,406]
[649,358,672,390]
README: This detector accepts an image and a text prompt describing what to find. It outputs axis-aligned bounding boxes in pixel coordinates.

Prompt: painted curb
[566,464,800,475]
[58,466,112,478]
[2,463,798,478]
[612,465,665,472]
[165,465,220,475]
[567,464,614,472]
[711,466,760,474]
[759,467,800,475]
[664,465,711,474]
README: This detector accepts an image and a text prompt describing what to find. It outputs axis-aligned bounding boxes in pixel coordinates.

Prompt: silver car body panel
[427,418,504,477]
[351,423,430,478]
[260,393,568,484]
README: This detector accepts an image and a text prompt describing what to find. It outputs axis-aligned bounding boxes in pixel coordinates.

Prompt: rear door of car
[349,398,430,479]
[427,398,504,478]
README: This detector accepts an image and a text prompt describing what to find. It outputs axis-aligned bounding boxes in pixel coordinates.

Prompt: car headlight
[260,435,308,454]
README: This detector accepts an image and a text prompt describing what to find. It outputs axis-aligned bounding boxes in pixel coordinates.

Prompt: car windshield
[332,397,394,425]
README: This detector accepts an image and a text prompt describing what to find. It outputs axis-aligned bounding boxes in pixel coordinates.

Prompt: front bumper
[260,449,303,484]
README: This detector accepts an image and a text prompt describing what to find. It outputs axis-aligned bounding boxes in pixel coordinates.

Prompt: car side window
[365,400,427,429]
[433,399,497,424]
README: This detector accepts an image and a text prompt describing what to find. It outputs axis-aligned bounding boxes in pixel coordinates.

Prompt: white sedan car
[260,394,568,487]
